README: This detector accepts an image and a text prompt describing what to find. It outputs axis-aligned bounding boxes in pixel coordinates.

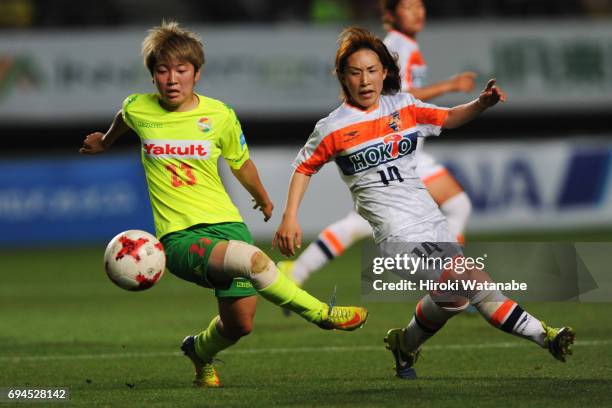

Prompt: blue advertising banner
[0,154,154,246]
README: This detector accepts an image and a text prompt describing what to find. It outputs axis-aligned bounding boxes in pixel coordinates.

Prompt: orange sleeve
[414,105,448,127]
[294,132,337,175]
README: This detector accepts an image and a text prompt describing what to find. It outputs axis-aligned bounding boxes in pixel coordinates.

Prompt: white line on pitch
[1,340,608,363]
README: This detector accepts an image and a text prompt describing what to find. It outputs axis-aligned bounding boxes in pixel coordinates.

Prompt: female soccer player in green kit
[80,21,367,388]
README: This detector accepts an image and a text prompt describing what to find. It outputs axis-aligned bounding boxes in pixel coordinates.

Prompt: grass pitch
[1,234,611,407]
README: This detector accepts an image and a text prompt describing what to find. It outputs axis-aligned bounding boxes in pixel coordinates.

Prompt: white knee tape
[223,240,277,289]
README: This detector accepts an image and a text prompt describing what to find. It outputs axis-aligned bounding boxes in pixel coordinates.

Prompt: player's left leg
[470,288,575,362]
[182,295,257,388]
[385,294,469,378]
[430,265,575,362]
[208,240,367,330]
[383,220,574,380]
[162,222,367,332]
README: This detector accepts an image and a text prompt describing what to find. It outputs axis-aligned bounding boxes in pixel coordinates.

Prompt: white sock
[472,290,546,347]
[291,242,329,285]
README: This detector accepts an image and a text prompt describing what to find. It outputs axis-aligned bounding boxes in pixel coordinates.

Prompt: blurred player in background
[274,26,574,379]
[278,0,474,289]
[79,21,367,389]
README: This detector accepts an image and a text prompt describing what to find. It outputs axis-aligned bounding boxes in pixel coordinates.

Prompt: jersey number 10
[377,166,404,186]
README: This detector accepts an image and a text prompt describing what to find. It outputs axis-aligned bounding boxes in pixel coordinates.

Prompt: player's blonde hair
[141,20,205,75]
[334,26,401,98]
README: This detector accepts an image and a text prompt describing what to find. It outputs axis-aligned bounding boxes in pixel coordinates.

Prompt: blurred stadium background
[1,0,611,244]
[1,1,611,406]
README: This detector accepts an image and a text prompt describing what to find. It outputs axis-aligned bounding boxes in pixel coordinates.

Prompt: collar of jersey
[343,100,380,114]
[155,93,202,114]
[389,29,418,45]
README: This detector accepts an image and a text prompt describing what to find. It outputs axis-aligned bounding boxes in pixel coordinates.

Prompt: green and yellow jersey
[122,93,248,238]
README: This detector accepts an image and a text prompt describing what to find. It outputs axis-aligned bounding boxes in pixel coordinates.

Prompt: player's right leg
[380,221,468,377]
[208,240,368,331]
[279,210,372,286]
[384,294,468,379]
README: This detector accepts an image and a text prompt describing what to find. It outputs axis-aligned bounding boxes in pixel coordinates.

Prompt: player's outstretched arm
[409,71,476,101]
[443,79,507,129]
[79,110,130,154]
[273,171,311,257]
[231,159,274,222]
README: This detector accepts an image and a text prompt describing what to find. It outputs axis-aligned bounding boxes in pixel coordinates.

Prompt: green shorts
[160,222,257,298]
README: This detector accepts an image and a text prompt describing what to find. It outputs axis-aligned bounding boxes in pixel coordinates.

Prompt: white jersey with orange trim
[294,93,448,243]
[415,147,445,181]
[384,30,448,182]
[383,30,427,91]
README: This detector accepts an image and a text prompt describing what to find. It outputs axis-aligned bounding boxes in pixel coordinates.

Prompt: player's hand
[478,79,507,108]
[272,215,302,257]
[451,71,477,93]
[79,132,107,154]
[252,198,274,222]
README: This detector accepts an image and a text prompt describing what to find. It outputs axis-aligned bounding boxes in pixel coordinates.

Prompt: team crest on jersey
[335,131,418,175]
[388,111,402,131]
[197,117,212,132]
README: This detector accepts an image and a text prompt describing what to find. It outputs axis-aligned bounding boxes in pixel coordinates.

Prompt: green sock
[258,271,325,322]
[194,316,235,362]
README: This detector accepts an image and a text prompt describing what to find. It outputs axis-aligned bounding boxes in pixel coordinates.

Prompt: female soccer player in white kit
[274,27,574,379]
[278,0,475,287]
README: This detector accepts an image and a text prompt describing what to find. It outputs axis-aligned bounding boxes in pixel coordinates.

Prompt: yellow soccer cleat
[384,328,420,379]
[542,323,575,363]
[317,303,368,331]
[181,335,222,388]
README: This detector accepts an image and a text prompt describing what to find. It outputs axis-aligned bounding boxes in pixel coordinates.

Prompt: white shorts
[377,215,462,282]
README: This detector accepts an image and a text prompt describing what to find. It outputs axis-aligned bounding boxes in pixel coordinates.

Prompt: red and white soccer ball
[104,230,166,291]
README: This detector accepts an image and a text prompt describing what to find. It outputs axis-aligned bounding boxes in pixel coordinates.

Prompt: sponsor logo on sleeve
[239,132,247,150]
